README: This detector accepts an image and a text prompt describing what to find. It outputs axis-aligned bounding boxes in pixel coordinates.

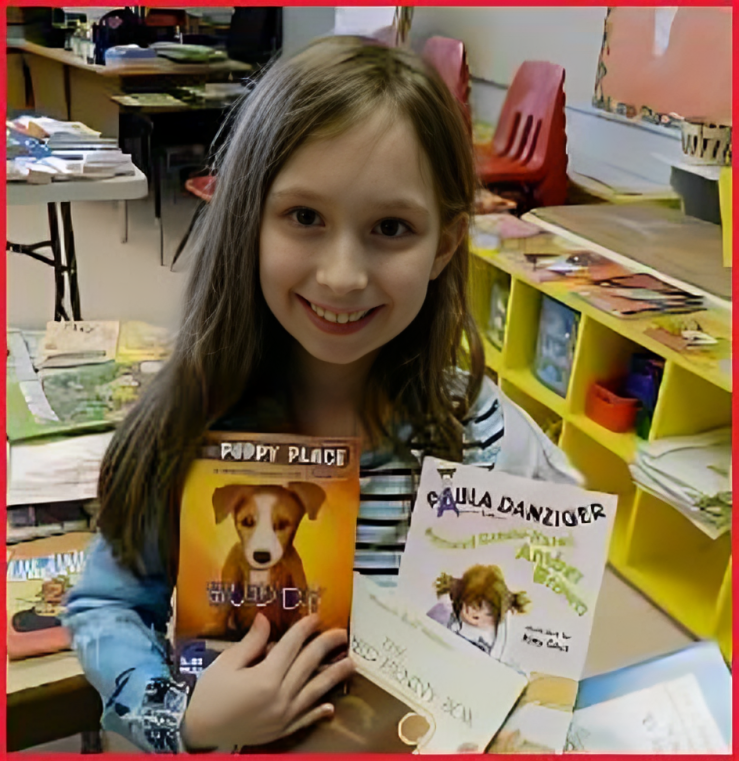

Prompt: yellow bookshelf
[469,240,732,660]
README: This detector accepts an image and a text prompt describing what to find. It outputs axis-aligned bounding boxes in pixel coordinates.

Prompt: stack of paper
[7,117,136,182]
[7,431,114,506]
[630,428,731,538]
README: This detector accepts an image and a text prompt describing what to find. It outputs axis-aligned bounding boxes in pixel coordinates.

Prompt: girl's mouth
[297,295,381,334]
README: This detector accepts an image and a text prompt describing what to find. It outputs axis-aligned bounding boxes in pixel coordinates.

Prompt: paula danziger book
[174,432,360,679]
[397,457,617,753]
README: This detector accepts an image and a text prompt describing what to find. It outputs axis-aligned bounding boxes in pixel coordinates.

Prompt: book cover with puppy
[397,457,617,753]
[175,432,360,675]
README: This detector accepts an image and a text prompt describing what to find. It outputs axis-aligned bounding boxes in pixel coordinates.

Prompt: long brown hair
[98,36,484,580]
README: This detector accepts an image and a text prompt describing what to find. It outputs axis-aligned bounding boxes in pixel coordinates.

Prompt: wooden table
[7,650,102,752]
[7,41,252,138]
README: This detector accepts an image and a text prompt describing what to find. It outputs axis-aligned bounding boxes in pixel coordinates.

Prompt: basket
[680,120,732,165]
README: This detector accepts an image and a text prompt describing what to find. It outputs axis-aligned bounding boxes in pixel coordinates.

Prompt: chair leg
[171,201,206,269]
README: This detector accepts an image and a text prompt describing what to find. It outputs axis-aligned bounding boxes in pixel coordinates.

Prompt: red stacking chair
[184,174,217,203]
[422,36,471,131]
[476,61,568,208]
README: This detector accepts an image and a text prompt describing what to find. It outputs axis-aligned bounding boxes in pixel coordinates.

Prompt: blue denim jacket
[62,377,581,751]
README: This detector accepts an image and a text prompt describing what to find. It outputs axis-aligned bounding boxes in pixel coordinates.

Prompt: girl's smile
[297,295,383,335]
[259,107,462,369]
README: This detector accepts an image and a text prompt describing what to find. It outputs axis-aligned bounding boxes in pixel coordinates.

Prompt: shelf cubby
[502,277,542,371]
[469,245,732,658]
[714,561,732,661]
[500,376,563,443]
[622,490,731,639]
[650,361,732,441]
[560,422,637,566]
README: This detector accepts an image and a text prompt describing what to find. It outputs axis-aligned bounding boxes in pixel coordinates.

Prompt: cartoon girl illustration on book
[427,564,529,660]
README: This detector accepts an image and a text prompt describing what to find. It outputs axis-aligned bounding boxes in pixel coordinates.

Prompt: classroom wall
[409,7,608,106]
[282,6,336,57]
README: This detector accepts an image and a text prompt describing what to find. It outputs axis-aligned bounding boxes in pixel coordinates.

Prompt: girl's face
[259,109,463,368]
[460,601,497,631]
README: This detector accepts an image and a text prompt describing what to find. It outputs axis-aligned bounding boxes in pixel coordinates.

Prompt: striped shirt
[354,376,581,585]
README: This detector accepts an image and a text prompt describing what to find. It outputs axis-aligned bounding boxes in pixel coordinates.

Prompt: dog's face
[213,482,325,571]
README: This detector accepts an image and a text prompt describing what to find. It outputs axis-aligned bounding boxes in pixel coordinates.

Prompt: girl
[63,36,580,753]
[428,566,530,658]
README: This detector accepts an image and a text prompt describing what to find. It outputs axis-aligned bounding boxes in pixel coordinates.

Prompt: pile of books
[6,116,136,183]
[7,321,172,507]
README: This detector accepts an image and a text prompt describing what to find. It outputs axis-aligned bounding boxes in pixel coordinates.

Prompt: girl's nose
[315,233,369,294]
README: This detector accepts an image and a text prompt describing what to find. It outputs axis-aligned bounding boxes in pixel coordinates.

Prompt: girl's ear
[430,213,468,281]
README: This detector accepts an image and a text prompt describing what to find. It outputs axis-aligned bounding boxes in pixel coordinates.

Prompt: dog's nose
[253,551,272,565]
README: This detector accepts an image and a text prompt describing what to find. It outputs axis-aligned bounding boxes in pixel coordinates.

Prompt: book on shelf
[6,531,95,660]
[565,640,731,753]
[7,500,94,544]
[394,457,617,753]
[174,432,361,680]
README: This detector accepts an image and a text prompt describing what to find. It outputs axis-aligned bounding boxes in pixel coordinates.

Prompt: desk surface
[7,167,148,205]
[9,40,253,78]
[7,649,83,696]
[527,203,730,303]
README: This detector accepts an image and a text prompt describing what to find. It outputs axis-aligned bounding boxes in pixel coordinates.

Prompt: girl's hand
[180,612,354,751]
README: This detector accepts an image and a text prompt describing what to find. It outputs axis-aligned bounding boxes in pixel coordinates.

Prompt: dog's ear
[287,482,326,520]
[212,485,252,524]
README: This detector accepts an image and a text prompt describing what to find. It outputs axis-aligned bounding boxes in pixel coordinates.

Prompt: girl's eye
[291,208,321,226]
[374,218,410,238]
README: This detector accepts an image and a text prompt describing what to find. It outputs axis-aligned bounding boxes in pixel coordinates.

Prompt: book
[396,457,617,753]
[38,320,120,368]
[565,641,731,753]
[174,432,361,678]
[6,324,170,443]
[348,574,527,754]
[6,532,94,660]
[7,500,93,544]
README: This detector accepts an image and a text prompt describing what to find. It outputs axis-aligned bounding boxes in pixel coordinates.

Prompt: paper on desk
[567,673,730,753]
[350,574,527,754]
[7,431,114,506]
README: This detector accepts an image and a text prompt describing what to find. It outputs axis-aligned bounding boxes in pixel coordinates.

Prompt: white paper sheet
[567,673,730,753]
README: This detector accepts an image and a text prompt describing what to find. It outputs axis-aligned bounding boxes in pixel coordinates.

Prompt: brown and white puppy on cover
[210,482,325,641]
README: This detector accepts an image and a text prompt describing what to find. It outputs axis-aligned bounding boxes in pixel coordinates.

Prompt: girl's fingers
[281,628,349,698]
[218,613,271,670]
[281,702,335,739]
[289,656,355,721]
[265,614,321,678]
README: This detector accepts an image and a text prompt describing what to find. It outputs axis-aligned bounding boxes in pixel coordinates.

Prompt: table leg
[120,200,129,244]
[60,202,82,321]
[46,203,69,322]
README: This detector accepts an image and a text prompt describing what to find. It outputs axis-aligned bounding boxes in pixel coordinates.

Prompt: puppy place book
[396,457,617,753]
[175,432,360,676]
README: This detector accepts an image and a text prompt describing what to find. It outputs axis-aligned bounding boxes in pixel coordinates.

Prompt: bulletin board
[593,7,732,127]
